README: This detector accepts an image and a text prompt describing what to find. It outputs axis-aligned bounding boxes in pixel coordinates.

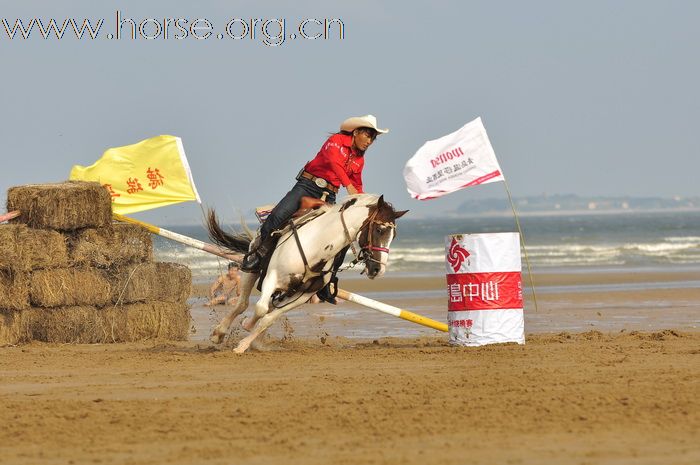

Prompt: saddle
[255,196,331,291]
[271,197,331,239]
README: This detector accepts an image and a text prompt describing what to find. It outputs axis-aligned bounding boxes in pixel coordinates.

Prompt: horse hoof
[241,318,254,332]
[210,331,225,344]
[233,345,247,354]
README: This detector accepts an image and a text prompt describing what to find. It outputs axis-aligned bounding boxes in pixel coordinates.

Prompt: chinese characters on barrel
[449,281,499,303]
[450,319,473,329]
[446,271,523,311]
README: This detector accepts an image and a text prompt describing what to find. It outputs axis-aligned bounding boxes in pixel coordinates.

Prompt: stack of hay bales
[0,181,191,345]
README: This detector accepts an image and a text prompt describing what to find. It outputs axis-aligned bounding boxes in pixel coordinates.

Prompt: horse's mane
[329,193,379,212]
[335,193,399,218]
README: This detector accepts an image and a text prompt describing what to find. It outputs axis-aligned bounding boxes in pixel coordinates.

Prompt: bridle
[273,198,399,309]
[340,205,395,267]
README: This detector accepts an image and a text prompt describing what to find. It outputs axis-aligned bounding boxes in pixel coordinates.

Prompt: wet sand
[190,270,700,340]
[1,269,699,464]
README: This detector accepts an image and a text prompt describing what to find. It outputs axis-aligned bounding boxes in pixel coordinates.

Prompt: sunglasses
[357,128,378,140]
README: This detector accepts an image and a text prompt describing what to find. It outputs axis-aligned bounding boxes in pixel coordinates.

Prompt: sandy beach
[1,269,698,464]
[0,332,698,465]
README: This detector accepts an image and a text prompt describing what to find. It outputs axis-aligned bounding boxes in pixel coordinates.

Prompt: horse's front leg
[210,271,258,344]
[234,291,314,354]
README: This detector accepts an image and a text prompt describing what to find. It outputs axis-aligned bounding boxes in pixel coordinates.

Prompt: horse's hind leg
[234,291,313,354]
[210,271,258,344]
[241,269,279,332]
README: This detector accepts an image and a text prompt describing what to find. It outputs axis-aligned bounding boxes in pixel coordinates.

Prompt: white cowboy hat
[340,114,389,134]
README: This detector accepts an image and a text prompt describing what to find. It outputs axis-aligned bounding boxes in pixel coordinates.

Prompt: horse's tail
[206,208,252,254]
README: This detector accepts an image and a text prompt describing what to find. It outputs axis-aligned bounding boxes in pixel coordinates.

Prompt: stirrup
[316,277,338,305]
[240,251,262,273]
[241,238,273,273]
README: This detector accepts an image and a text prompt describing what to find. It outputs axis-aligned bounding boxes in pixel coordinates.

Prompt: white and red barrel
[445,232,524,346]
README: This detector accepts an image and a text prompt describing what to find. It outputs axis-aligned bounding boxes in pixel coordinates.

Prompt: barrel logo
[447,237,470,272]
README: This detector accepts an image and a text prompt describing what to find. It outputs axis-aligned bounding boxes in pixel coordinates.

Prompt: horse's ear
[394,209,409,219]
[377,195,385,207]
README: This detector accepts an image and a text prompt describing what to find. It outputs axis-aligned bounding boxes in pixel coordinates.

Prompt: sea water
[154,210,700,281]
[154,210,700,339]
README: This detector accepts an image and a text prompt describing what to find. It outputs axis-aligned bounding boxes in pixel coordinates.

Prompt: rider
[241,114,389,273]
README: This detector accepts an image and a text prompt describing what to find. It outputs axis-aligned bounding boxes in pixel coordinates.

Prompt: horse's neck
[272,201,373,271]
[311,204,370,248]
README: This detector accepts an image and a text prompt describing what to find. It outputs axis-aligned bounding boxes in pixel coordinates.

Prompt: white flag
[403,117,504,200]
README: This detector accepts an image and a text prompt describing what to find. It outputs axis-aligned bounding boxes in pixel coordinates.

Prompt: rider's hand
[346,184,359,195]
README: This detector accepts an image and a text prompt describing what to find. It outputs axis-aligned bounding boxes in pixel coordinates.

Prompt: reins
[289,219,321,279]
[340,204,395,267]
[276,200,395,309]
[288,201,395,283]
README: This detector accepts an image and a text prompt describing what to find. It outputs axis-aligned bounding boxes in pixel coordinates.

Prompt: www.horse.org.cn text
[1,11,346,47]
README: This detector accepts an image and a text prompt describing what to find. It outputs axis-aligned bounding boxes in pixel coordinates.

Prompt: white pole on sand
[113,213,243,262]
[336,289,448,332]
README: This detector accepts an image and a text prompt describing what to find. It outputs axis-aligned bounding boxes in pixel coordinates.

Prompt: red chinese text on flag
[403,117,504,200]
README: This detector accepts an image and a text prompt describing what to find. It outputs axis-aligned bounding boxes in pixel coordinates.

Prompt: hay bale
[1,302,190,344]
[0,270,30,311]
[0,224,69,271]
[30,268,111,308]
[0,310,25,345]
[71,223,153,267]
[7,181,112,231]
[0,226,26,270]
[20,306,106,344]
[119,301,190,341]
[110,262,191,304]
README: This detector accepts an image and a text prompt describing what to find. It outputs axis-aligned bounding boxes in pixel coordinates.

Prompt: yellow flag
[70,135,201,214]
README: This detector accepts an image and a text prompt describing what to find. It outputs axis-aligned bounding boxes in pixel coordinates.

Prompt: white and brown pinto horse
[206,194,407,353]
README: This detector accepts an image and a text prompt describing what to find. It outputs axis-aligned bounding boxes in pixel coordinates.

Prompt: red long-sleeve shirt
[303,133,364,193]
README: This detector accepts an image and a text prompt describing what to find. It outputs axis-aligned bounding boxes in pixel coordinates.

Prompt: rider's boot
[241,238,272,273]
[316,276,338,305]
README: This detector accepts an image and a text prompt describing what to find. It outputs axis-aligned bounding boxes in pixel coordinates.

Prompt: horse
[206,193,408,353]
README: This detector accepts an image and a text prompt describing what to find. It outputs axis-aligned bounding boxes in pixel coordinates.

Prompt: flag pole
[113,213,243,262]
[501,176,539,313]
[0,210,20,223]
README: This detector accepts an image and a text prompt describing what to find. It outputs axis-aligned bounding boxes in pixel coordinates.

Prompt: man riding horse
[241,114,389,277]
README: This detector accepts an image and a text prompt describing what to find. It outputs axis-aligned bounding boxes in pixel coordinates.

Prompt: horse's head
[357,195,408,279]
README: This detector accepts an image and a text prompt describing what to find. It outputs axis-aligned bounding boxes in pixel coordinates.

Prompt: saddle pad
[271,204,331,237]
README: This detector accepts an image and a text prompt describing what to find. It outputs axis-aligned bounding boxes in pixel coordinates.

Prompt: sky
[1,1,698,224]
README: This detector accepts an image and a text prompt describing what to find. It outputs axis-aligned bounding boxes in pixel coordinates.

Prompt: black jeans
[260,178,337,241]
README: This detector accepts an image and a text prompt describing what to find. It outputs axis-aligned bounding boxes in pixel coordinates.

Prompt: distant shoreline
[434,206,700,220]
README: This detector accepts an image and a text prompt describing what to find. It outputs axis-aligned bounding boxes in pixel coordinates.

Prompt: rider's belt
[300,171,339,193]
